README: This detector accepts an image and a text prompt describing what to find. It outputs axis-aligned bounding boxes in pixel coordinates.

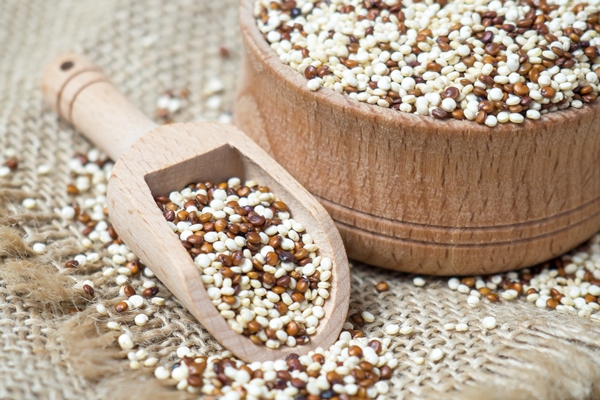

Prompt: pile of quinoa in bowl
[255,0,600,127]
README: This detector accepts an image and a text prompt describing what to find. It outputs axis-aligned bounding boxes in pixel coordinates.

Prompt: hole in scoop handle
[41,53,158,161]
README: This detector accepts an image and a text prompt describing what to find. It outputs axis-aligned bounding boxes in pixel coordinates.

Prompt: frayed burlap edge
[0,185,194,399]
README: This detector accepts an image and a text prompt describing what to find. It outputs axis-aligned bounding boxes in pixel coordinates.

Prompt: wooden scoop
[41,53,350,362]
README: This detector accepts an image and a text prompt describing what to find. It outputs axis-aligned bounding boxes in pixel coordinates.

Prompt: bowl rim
[239,0,600,137]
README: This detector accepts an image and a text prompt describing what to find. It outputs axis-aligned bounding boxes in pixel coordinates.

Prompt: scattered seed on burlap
[256,0,600,125]
[456,323,469,332]
[155,89,190,123]
[444,236,600,320]
[413,276,426,287]
[430,348,444,362]
[4,157,18,171]
[156,177,333,348]
[61,151,161,288]
[384,324,400,335]
[482,316,497,329]
[22,198,36,209]
[32,243,47,254]
[375,281,389,292]
[0,165,11,177]
[154,332,397,398]
[60,150,169,363]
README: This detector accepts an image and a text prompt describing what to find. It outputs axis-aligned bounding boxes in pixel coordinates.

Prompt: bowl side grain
[234,0,600,275]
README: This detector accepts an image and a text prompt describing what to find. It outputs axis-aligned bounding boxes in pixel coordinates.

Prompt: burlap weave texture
[1,1,600,399]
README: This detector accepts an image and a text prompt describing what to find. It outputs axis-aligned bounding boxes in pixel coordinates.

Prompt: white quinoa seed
[467,295,480,307]
[448,278,460,290]
[129,295,144,309]
[96,304,108,315]
[118,333,134,350]
[135,314,149,326]
[107,321,121,331]
[501,289,518,300]
[177,346,191,359]
[482,316,497,330]
[135,349,148,360]
[204,78,224,97]
[129,361,141,370]
[154,366,170,380]
[384,324,400,335]
[413,276,426,287]
[361,311,375,323]
[145,357,159,367]
[0,166,11,177]
[22,198,36,209]
[443,323,456,331]
[151,297,165,306]
[430,348,444,362]
[400,326,414,335]
[115,275,129,286]
[457,284,470,294]
[32,243,46,254]
[37,164,51,175]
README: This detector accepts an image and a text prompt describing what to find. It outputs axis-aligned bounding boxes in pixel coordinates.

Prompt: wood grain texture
[41,54,350,362]
[42,53,157,161]
[234,0,600,275]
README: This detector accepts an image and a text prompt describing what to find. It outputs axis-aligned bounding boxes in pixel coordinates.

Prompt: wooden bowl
[233,0,600,275]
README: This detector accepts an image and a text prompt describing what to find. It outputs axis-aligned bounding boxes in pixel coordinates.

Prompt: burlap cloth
[1,1,599,399]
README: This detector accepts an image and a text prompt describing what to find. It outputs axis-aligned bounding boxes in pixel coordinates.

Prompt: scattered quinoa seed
[361,311,375,323]
[118,333,134,350]
[155,89,190,123]
[155,332,397,397]
[443,323,456,331]
[37,164,51,174]
[66,184,79,195]
[482,316,497,330]
[83,284,94,297]
[413,276,426,287]
[375,281,389,292]
[96,304,108,315]
[151,297,165,306]
[430,348,444,362]
[144,357,159,367]
[115,301,128,313]
[107,321,121,330]
[154,366,170,380]
[446,236,600,321]
[135,314,149,326]
[400,325,414,335]
[32,243,46,254]
[385,324,400,335]
[456,323,469,332]
[22,198,36,209]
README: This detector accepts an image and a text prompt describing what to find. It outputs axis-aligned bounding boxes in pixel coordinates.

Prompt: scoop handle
[41,53,157,161]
